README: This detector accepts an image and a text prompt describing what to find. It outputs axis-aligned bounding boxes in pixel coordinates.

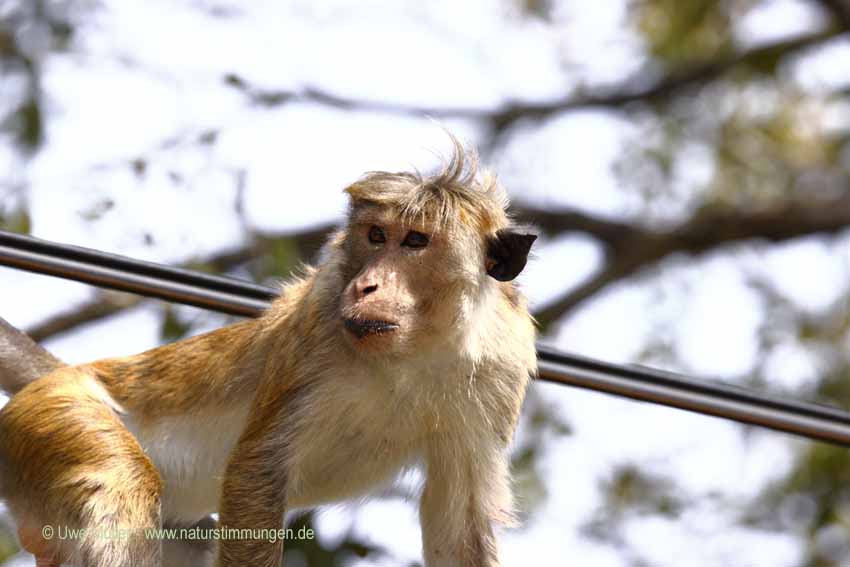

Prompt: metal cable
[2,229,849,446]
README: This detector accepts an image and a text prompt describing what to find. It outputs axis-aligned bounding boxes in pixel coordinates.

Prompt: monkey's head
[334,141,536,357]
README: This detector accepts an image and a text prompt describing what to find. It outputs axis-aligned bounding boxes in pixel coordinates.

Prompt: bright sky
[3,0,850,565]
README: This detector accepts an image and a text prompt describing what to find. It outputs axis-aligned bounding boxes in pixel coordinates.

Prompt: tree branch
[511,204,646,252]
[224,29,843,136]
[27,292,145,342]
[815,0,850,30]
[532,193,850,329]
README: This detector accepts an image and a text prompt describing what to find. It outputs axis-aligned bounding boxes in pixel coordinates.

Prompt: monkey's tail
[0,316,64,395]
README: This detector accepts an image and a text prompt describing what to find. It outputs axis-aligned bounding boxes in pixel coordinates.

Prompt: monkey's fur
[0,142,538,567]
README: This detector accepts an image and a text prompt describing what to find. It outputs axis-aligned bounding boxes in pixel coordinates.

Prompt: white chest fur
[286,355,479,508]
[122,403,251,522]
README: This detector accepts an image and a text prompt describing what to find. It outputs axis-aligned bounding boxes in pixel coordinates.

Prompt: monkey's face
[337,202,536,357]
[339,208,468,355]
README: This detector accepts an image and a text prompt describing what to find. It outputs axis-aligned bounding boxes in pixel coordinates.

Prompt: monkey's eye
[401,231,429,249]
[368,226,386,244]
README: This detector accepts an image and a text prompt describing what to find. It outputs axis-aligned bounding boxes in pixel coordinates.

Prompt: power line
[2,229,850,446]
[0,230,271,315]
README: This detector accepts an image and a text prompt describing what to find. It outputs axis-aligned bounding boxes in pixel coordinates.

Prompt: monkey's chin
[343,317,400,340]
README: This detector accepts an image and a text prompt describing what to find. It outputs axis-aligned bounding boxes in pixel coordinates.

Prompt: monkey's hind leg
[0,370,163,567]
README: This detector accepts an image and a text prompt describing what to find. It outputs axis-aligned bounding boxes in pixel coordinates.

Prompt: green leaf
[0,208,31,234]
[160,306,192,341]
[16,97,43,150]
[259,236,299,280]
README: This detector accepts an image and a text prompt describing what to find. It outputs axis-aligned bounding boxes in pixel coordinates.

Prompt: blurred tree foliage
[635,0,744,63]
[3,0,850,565]
[0,0,81,152]
[582,463,684,556]
[0,0,80,235]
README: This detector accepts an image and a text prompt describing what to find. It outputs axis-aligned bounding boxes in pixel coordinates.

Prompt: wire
[2,229,850,446]
[0,230,272,316]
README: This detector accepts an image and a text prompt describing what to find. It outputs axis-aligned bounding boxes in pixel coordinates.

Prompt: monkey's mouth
[343,318,399,339]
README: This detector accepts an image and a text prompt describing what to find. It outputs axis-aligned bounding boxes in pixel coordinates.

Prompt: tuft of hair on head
[344,133,510,234]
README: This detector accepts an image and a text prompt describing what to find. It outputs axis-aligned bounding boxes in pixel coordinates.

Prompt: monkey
[0,139,538,567]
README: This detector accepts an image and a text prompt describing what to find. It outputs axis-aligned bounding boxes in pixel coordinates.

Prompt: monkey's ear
[486,230,537,282]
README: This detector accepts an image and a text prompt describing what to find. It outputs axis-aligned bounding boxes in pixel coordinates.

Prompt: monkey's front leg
[216,427,288,567]
[420,436,512,567]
